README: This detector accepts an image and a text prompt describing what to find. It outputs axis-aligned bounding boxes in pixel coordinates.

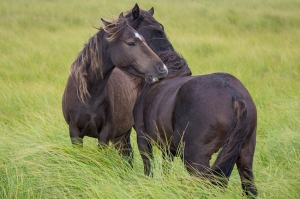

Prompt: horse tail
[211,96,250,181]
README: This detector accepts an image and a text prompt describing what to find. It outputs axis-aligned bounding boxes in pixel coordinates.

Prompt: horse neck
[85,32,115,98]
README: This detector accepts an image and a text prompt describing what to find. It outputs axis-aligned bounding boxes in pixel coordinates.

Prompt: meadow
[0,0,299,198]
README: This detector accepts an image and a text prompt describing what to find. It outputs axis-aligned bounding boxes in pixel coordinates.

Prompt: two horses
[62,5,258,198]
[62,13,167,166]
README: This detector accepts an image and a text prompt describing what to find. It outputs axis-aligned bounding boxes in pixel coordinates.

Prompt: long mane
[157,51,191,78]
[70,16,128,102]
[125,9,192,78]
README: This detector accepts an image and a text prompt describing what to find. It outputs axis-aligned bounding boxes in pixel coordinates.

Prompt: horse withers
[62,13,167,165]
[126,4,257,198]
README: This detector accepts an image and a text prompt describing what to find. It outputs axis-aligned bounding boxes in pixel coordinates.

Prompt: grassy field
[1,0,299,198]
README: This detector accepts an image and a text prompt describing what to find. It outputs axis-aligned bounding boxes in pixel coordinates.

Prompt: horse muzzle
[145,65,168,84]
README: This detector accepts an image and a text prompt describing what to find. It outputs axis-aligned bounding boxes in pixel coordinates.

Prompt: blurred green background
[0,0,299,198]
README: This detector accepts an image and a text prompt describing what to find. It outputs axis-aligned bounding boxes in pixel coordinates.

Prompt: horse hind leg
[178,138,212,177]
[173,123,216,181]
[236,129,257,198]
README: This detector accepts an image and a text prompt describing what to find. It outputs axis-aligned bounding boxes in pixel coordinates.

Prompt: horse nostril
[158,64,167,74]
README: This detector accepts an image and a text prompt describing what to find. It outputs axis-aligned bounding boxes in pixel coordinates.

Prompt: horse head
[125,5,191,78]
[102,13,168,84]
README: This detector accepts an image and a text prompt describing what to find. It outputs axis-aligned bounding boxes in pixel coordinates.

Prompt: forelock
[103,17,127,42]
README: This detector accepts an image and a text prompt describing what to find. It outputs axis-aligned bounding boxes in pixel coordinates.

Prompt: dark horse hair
[125,9,191,79]
[70,16,131,103]
[62,13,167,166]
[125,4,257,198]
[70,30,104,103]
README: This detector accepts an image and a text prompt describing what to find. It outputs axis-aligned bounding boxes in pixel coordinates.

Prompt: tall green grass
[1,0,299,198]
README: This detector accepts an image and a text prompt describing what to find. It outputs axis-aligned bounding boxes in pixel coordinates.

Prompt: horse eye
[127,42,135,46]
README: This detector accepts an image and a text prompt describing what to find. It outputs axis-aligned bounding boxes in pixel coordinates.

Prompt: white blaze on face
[134,32,143,41]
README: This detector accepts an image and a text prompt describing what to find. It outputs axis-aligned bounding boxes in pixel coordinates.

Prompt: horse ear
[118,12,126,20]
[101,18,111,27]
[148,7,154,16]
[132,3,140,20]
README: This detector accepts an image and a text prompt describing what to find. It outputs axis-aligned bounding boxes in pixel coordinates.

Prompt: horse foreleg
[137,134,153,176]
[98,124,111,148]
[124,131,134,167]
[69,124,83,147]
[114,130,134,167]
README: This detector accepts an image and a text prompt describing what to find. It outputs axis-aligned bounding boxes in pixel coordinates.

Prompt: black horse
[62,13,167,165]
[125,4,257,197]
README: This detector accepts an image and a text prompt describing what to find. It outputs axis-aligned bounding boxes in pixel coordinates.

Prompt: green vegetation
[1,0,299,198]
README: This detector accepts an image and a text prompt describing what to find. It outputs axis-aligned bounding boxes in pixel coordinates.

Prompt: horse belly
[112,107,134,135]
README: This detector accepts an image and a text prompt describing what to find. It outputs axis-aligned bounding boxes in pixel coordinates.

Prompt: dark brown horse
[126,4,257,197]
[62,13,167,165]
